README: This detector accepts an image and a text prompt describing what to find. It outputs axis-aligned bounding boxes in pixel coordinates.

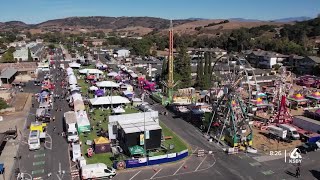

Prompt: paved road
[112,87,320,180]
[16,50,73,180]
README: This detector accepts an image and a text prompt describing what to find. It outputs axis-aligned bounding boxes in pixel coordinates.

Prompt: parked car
[297,143,318,154]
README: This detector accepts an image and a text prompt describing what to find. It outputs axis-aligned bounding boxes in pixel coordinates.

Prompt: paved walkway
[0,93,32,180]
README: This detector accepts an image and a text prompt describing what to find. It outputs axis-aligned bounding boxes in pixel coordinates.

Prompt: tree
[1,51,15,63]
[174,46,192,88]
[151,50,157,57]
[0,98,9,110]
[27,48,33,61]
[48,44,55,50]
[161,58,168,81]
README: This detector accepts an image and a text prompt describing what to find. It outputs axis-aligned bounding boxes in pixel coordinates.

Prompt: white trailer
[278,124,300,140]
[268,125,287,139]
[64,111,79,142]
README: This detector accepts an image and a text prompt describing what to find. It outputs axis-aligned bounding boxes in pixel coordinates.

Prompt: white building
[114,48,130,58]
[13,42,45,62]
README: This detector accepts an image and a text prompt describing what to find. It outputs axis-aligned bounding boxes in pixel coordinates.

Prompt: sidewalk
[0,94,32,180]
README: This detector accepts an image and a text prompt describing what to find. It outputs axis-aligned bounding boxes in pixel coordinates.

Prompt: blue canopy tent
[95,89,105,97]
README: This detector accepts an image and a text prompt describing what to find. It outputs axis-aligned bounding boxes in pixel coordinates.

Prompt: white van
[278,124,300,140]
[81,163,116,179]
[72,143,81,162]
[28,130,41,150]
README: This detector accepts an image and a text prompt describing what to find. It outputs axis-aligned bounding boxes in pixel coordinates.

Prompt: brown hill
[160,20,288,35]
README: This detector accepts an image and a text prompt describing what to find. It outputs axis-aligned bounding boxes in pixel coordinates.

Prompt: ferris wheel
[206,55,258,147]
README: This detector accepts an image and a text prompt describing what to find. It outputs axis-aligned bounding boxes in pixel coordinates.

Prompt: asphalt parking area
[114,154,216,180]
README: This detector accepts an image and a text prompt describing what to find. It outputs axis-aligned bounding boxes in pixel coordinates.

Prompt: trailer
[64,111,79,142]
[293,116,320,133]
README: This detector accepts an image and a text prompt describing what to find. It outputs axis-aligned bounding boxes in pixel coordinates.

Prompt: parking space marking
[261,170,274,175]
[129,170,141,180]
[173,162,185,175]
[195,155,208,171]
[32,169,44,175]
[249,162,261,166]
[150,169,162,179]
[192,147,198,154]
[34,153,46,158]
[33,161,45,166]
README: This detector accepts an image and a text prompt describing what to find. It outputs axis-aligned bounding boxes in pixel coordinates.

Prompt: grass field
[160,121,188,153]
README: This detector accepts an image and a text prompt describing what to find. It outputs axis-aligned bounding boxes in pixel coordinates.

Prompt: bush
[0,98,9,110]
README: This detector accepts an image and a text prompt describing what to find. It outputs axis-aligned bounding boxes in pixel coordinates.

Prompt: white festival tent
[89,86,99,91]
[107,72,118,77]
[68,75,77,85]
[89,96,130,106]
[75,110,91,133]
[66,67,74,76]
[68,62,81,68]
[96,81,119,88]
[79,69,104,75]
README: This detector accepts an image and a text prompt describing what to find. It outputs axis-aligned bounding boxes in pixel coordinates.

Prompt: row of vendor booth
[67,67,91,133]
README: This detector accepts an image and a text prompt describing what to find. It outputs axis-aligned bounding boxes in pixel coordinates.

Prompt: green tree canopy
[28,48,33,61]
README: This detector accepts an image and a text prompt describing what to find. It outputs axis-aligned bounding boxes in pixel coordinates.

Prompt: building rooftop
[120,121,161,134]
[0,68,17,79]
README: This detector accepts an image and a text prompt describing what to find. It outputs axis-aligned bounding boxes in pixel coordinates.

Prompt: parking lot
[114,152,216,180]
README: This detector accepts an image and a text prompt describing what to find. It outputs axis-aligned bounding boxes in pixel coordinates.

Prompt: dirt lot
[12,93,30,111]
[252,128,302,154]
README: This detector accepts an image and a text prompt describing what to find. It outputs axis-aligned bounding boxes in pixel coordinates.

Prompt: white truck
[278,124,300,140]
[81,163,116,179]
[268,125,287,139]
[64,111,79,142]
[28,130,41,150]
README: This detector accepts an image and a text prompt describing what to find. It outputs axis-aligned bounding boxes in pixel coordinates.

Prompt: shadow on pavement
[285,170,296,177]
[310,170,320,180]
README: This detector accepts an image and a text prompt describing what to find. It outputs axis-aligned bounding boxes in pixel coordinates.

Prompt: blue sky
[0,0,318,23]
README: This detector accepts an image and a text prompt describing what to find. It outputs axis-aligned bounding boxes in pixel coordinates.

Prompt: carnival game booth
[288,94,309,109]
[306,92,320,107]
[76,110,91,133]
[249,97,273,115]
[94,137,111,154]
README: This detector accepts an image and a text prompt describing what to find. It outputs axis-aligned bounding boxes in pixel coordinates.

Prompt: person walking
[296,166,300,178]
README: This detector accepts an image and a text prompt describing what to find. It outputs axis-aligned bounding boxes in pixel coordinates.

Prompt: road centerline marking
[34,153,46,158]
[195,155,208,171]
[129,170,141,180]
[32,169,45,175]
[33,161,45,166]
[150,169,162,179]
[173,162,185,175]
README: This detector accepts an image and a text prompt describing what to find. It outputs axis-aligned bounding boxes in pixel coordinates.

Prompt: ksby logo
[290,148,302,159]
[285,148,302,164]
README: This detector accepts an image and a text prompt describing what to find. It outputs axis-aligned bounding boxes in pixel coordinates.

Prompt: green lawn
[160,122,188,153]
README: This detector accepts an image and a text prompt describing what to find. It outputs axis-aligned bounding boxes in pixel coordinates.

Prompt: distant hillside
[272,16,312,22]
[0,16,292,36]
[0,21,29,30]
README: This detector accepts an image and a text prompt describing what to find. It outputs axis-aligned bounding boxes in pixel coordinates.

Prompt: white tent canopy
[89,86,99,91]
[69,62,81,68]
[79,69,104,75]
[75,110,91,133]
[71,92,83,101]
[66,67,74,75]
[107,72,118,77]
[89,96,130,106]
[68,75,77,85]
[96,81,119,88]
[112,107,125,114]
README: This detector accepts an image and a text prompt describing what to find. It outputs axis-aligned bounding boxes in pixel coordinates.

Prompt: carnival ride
[269,67,294,124]
[206,56,259,147]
